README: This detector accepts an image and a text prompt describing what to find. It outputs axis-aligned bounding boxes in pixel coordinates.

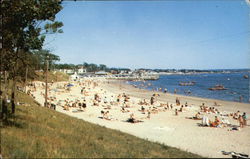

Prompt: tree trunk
[2,71,8,120]
[11,60,18,114]
[11,79,16,114]
[24,66,28,93]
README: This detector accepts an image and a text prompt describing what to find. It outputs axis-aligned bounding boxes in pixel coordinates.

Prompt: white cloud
[246,0,250,6]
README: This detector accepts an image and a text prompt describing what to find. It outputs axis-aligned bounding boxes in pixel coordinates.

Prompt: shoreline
[29,78,250,158]
[106,80,250,112]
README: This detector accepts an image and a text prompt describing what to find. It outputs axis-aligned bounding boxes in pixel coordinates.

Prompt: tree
[99,64,107,71]
[1,0,63,116]
[33,50,60,71]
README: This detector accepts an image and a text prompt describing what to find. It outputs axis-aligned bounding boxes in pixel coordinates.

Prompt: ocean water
[127,72,250,103]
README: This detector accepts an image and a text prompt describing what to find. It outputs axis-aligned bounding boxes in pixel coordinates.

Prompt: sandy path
[30,79,250,158]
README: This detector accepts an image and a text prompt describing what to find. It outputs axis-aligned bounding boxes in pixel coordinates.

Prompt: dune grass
[1,91,202,158]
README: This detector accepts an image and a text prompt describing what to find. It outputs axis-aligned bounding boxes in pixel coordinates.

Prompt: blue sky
[45,1,250,69]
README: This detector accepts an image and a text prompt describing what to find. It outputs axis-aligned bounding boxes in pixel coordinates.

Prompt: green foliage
[0,0,64,117]
[32,49,60,71]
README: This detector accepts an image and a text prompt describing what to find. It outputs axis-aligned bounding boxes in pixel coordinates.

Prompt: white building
[77,67,87,75]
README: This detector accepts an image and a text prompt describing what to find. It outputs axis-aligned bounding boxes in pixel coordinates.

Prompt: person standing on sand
[242,112,247,126]
[238,115,244,128]
[174,89,177,94]
[150,96,155,105]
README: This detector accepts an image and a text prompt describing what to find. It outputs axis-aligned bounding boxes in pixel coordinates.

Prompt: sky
[44,0,250,70]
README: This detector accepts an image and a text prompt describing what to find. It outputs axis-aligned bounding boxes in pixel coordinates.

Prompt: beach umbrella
[67,83,74,87]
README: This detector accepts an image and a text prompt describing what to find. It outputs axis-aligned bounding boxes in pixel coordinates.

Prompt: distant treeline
[54,62,131,73]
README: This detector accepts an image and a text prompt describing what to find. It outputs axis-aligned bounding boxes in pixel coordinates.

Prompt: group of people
[25,79,248,131]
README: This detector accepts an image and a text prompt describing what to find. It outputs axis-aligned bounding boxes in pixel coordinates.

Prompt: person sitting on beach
[221,117,230,127]
[124,96,130,102]
[179,105,184,112]
[162,103,169,110]
[93,100,99,106]
[204,107,209,113]
[210,116,220,127]
[185,102,188,107]
[82,100,87,110]
[168,104,172,109]
[214,108,220,114]
[176,97,180,106]
[139,106,146,113]
[175,109,178,116]
[100,110,111,120]
[94,94,101,102]
[233,111,240,120]
[63,104,69,111]
[117,94,122,103]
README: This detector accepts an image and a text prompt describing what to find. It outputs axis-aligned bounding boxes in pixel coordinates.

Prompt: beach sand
[30,78,250,158]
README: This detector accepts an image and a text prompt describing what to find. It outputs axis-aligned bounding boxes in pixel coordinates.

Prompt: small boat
[209,85,227,91]
[243,75,249,79]
[179,81,196,86]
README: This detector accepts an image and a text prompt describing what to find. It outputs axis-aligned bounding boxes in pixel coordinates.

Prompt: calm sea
[127,72,250,103]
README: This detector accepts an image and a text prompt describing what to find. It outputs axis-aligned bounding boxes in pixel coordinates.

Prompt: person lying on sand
[138,106,146,113]
[127,113,143,123]
[214,101,222,106]
[103,105,111,109]
[185,112,202,120]
[100,110,111,120]
[121,107,130,113]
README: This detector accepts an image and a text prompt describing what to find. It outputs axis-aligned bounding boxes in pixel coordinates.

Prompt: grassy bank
[1,91,202,158]
[34,71,69,83]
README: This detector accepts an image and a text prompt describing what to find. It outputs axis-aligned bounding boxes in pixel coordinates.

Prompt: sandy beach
[28,78,250,158]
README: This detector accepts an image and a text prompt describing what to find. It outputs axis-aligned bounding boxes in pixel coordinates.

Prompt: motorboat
[209,85,227,90]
